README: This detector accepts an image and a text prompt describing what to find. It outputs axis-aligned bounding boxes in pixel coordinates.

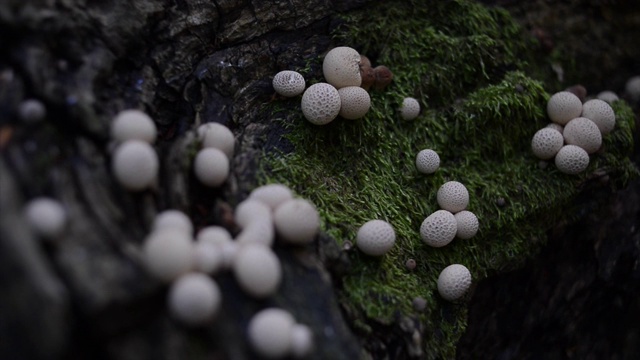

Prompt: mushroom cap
[531,127,564,160]
[248,308,296,359]
[355,219,396,256]
[337,86,371,119]
[273,198,320,245]
[193,148,230,187]
[142,229,194,282]
[415,149,440,174]
[193,241,225,274]
[235,219,275,247]
[547,91,583,125]
[562,117,602,154]
[153,209,193,235]
[196,122,235,159]
[596,90,619,104]
[111,109,157,143]
[454,210,479,239]
[290,323,314,358]
[581,99,615,135]
[249,183,294,211]
[300,83,341,125]
[420,210,457,247]
[554,145,590,175]
[232,243,282,298]
[545,123,564,134]
[235,199,272,229]
[373,65,394,90]
[24,197,67,240]
[322,46,362,89]
[400,97,420,120]
[625,75,640,102]
[196,226,233,247]
[436,181,469,213]
[112,140,159,191]
[18,99,46,123]
[168,273,221,326]
[437,264,472,301]
[272,70,306,97]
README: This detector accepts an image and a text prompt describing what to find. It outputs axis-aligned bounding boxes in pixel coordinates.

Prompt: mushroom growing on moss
[581,99,615,135]
[415,149,440,174]
[273,198,320,245]
[420,210,457,247]
[554,144,589,175]
[437,264,472,301]
[547,91,583,125]
[562,117,602,154]
[300,83,341,125]
[272,70,306,97]
[249,183,294,211]
[436,181,469,213]
[322,46,361,89]
[338,86,371,119]
[454,210,479,239]
[355,219,396,256]
[531,127,564,160]
[399,97,420,120]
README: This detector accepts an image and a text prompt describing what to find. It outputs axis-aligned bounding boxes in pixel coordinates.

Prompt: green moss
[258,0,638,358]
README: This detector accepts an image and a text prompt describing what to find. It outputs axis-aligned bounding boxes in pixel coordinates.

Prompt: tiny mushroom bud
[300,83,341,125]
[193,148,230,187]
[248,308,296,359]
[168,273,221,326]
[110,109,157,143]
[454,210,479,239]
[565,84,587,102]
[142,229,194,282]
[420,210,457,248]
[531,127,564,160]
[437,264,472,301]
[581,99,616,135]
[197,122,235,159]
[290,323,314,358]
[400,97,420,120]
[373,65,393,90]
[153,209,193,235]
[273,198,320,245]
[355,219,396,256]
[338,86,371,119]
[436,181,469,213]
[322,46,362,89]
[562,117,602,154]
[112,140,159,191]
[555,145,589,175]
[359,56,375,91]
[596,90,619,104]
[272,70,306,97]
[547,91,583,125]
[24,197,67,240]
[415,149,440,174]
[232,243,282,298]
[249,183,294,211]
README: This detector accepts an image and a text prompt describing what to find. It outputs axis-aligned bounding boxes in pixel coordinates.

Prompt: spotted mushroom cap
[415,149,440,174]
[300,83,341,125]
[420,210,457,247]
[562,117,602,154]
[437,264,472,301]
[554,144,590,175]
[596,90,619,104]
[547,91,583,125]
[24,197,67,240]
[273,198,320,245]
[168,273,221,326]
[436,181,469,213]
[531,127,564,160]
[249,183,294,211]
[400,97,420,120]
[322,46,362,89]
[545,123,564,134]
[248,308,296,359]
[232,243,282,298]
[196,122,235,159]
[272,70,306,97]
[111,109,157,143]
[112,140,159,191]
[142,229,194,282]
[581,99,615,135]
[338,86,371,119]
[454,210,479,239]
[355,219,396,256]
[193,148,230,187]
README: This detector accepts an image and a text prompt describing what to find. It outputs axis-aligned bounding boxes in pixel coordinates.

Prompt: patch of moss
[259,0,638,358]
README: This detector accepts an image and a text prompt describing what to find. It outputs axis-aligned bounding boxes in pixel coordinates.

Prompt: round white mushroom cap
[581,99,616,135]
[168,273,221,326]
[300,83,341,125]
[196,225,232,247]
[232,243,281,298]
[248,308,296,359]
[322,46,362,89]
[436,181,469,213]
[153,209,193,235]
[196,122,235,159]
[625,75,640,102]
[112,140,159,191]
[547,91,583,125]
[193,148,230,187]
[562,117,602,154]
[596,90,619,104]
[437,264,472,301]
[272,70,306,97]
[415,149,440,174]
[290,323,314,358]
[111,109,157,144]
[273,198,320,245]
[235,199,272,229]
[454,210,479,239]
[545,123,564,134]
[18,99,46,123]
[235,219,275,247]
[193,241,225,274]
[338,86,371,119]
[249,183,294,211]
[420,210,457,247]
[355,219,396,256]
[531,127,564,160]
[24,197,67,240]
[400,97,420,120]
[554,145,590,175]
[142,229,194,282]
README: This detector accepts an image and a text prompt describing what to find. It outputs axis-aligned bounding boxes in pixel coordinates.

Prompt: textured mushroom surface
[196,122,235,159]
[554,144,590,175]
[300,83,341,125]
[272,70,306,97]
[322,46,361,89]
[399,97,420,120]
[111,140,159,191]
[454,210,479,239]
[436,181,469,213]
[420,210,457,247]
[562,117,602,154]
[168,273,221,326]
[581,99,615,134]
[531,127,564,160]
[193,148,230,187]
[24,197,67,240]
[249,183,294,211]
[273,198,320,244]
[337,86,371,119]
[545,123,564,134]
[415,149,440,174]
[437,264,472,301]
[232,243,281,298]
[248,308,296,359]
[547,91,583,125]
[142,229,194,282]
[355,219,396,256]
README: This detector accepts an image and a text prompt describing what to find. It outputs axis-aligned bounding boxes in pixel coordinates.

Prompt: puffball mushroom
[235,219,275,247]
[273,198,320,245]
[193,148,229,187]
[248,308,296,359]
[355,219,396,256]
[234,199,272,229]
[322,46,362,89]
[400,97,420,120]
[24,197,67,240]
[193,241,225,274]
[555,145,590,175]
[153,209,193,235]
[300,83,341,125]
[581,99,615,135]
[437,264,472,301]
[373,65,394,91]
[420,210,457,247]
[168,273,221,326]
[232,243,282,298]
[596,90,619,104]
[272,70,306,97]
[197,122,235,159]
[338,86,371,119]
[547,91,583,125]
[142,229,194,282]
[625,75,640,102]
[249,183,294,211]
[290,323,314,358]
[415,149,440,174]
[196,225,233,247]
[436,181,469,213]
[18,99,46,123]
[531,127,564,160]
[454,210,479,239]
[545,123,564,134]
[110,109,157,143]
[562,117,602,154]
[112,140,159,191]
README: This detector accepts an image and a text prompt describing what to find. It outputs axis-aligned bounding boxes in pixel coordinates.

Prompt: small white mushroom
[625,75,640,102]
[248,183,294,211]
[355,219,396,256]
[111,140,159,191]
[436,181,469,213]
[322,46,362,89]
[196,122,235,159]
[193,241,225,274]
[415,149,440,174]
[300,83,341,125]
[24,197,67,240]
[153,209,193,235]
[273,198,320,245]
[437,264,472,301]
[196,225,233,247]
[581,99,616,135]
[235,199,272,229]
[193,148,229,187]
[420,210,457,248]
[18,99,46,123]
[531,127,564,160]
[554,145,590,175]
[290,323,314,358]
[545,123,564,134]
[272,70,306,97]
[400,97,420,120]
[596,90,619,104]
[232,243,281,298]
[110,109,157,143]
[338,86,371,119]
[454,210,479,239]
[235,219,275,247]
[142,229,194,282]
[547,91,583,125]
[248,308,296,359]
[168,273,221,326]
[563,117,602,154]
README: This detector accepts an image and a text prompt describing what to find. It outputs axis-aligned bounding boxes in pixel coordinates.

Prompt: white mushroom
[625,75,640,102]
[142,229,194,282]
[193,241,225,274]
[248,308,296,359]
[454,210,479,239]
[273,198,320,245]
[234,199,272,229]
[196,122,235,159]
[300,83,341,125]
[562,117,602,154]
[152,209,193,235]
[547,91,583,125]
[596,90,619,104]
[322,46,362,89]
[272,70,306,97]
[290,323,314,358]
[18,99,46,123]
[531,127,564,160]
[355,219,396,256]
[235,219,275,247]
[24,197,67,240]
[545,123,564,134]
[420,210,457,248]
[400,97,420,120]
[554,145,590,175]
[249,183,294,211]
[581,99,615,135]
[168,273,221,326]
[232,243,281,298]
[436,181,469,213]
[437,264,472,301]
[111,140,159,191]
[193,147,229,187]
[338,86,371,119]
[415,149,440,174]
[196,225,233,247]
[110,109,157,143]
